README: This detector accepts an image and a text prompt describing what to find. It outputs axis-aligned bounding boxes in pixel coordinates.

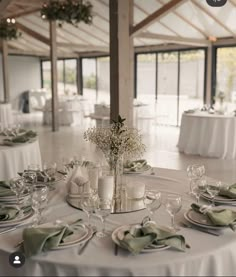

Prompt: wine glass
[187,164,205,195]
[163,193,182,232]
[95,198,112,238]
[9,177,26,216]
[206,180,221,206]
[31,184,49,226]
[144,190,162,220]
[80,196,96,226]
[192,179,207,203]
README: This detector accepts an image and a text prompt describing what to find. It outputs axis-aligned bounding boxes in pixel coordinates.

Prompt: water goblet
[95,198,112,238]
[187,164,205,195]
[9,177,26,216]
[144,190,162,220]
[192,179,207,203]
[163,193,182,232]
[80,196,96,226]
[206,180,221,206]
[31,184,49,226]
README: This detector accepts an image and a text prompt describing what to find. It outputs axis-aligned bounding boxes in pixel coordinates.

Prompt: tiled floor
[18,111,236,184]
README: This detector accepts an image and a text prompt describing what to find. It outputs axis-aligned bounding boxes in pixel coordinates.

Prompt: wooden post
[49,21,59,132]
[1,40,10,103]
[77,57,83,95]
[109,0,134,127]
[206,44,213,105]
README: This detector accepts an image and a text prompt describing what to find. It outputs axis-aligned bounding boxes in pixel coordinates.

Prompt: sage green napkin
[4,130,37,144]
[219,184,236,199]
[124,159,147,172]
[117,223,188,255]
[23,226,74,257]
[191,203,236,231]
[0,181,14,197]
[0,207,19,221]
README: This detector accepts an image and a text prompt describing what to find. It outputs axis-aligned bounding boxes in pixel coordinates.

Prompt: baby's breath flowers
[84,116,146,170]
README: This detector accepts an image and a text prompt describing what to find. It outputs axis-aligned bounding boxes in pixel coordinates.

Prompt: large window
[136,49,205,126]
[41,59,77,95]
[217,47,236,112]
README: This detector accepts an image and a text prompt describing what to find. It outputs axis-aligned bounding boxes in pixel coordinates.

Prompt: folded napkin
[191,203,236,231]
[117,222,188,255]
[23,226,74,257]
[0,181,14,197]
[219,184,236,199]
[0,206,19,221]
[124,159,147,172]
[66,165,90,195]
[4,130,37,144]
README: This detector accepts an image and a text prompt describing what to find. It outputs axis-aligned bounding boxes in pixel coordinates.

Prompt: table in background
[0,103,14,129]
[1,167,236,276]
[178,112,236,159]
[0,139,42,180]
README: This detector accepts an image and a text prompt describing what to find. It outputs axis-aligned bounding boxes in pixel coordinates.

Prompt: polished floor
[18,111,236,184]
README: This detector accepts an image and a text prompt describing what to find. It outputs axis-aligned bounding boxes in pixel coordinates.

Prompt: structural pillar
[1,40,10,103]
[49,21,59,132]
[109,0,134,127]
[205,43,216,105]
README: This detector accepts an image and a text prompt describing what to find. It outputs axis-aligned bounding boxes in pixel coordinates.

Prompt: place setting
[0,128,38,147]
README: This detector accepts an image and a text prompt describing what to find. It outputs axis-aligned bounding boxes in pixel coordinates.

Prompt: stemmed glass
[31,184,49,226]
[206,180,221,206]
[95,198,112,238]
[80,196,96,226]
[9,177,26,216]
[144,190,162,220]
[163,193,182,232]
[192,179,207,203]
[187,164,205,195]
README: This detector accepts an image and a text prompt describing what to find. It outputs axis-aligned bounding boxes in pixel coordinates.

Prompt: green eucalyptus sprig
[41,0,93,27]
[0,19,21,40]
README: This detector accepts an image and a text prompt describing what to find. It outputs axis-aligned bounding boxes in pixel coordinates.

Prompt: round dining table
[177,112,236,159]
[0,103,14,129]
[0,139,42,180]
[0,167,236,276]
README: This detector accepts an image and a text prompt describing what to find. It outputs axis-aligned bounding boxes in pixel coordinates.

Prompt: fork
[78,227,97,255]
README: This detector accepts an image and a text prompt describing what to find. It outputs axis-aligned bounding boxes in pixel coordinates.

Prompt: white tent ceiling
[1,0,236,57]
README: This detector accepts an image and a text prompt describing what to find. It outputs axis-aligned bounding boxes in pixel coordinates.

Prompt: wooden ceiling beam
[6,8,41,19]
[156,0,208,38]
[0,0,13,18]
[16,22,50,45]
[131,0,187,36]
[138,32,209,46]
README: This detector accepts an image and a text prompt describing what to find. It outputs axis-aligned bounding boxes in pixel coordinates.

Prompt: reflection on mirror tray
[66,193,146,214]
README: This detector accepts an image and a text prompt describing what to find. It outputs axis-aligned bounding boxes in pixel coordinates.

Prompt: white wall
[0,55,41,109]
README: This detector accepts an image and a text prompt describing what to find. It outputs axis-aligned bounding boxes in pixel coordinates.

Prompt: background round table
[0,167,236,276]
[0,139,42,180]
[0,103,14,129]
[177,112,236,159]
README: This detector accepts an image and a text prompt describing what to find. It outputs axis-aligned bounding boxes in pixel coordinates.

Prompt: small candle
[98,176,114,200]
[126,182,145,199]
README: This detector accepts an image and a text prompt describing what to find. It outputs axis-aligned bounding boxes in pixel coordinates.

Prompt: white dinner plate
[201,192,236,204]
[112,224,170,253]
[123,165,152,174]
[51,224,93,250]
[0,208,34,227]
[184,209,227,230]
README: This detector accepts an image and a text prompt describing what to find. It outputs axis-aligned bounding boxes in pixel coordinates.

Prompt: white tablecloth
[0,103,14,129]
[1,167,236,276]
[0,139,42,180]
[177,112,236,159]
[43,99,81,126]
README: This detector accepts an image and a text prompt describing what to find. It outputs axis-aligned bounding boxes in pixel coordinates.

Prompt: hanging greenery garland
[41,0,93,27]
[0,18,21,40]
